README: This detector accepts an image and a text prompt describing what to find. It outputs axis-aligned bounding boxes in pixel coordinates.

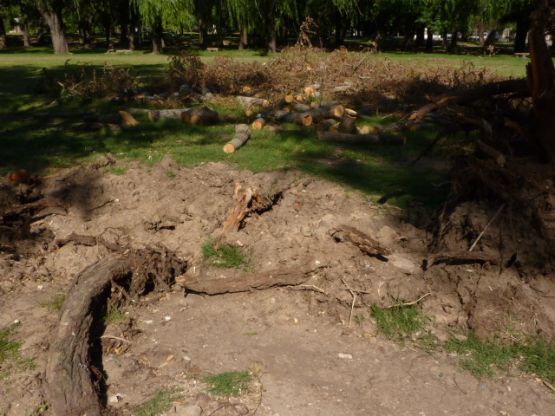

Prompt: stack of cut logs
[131,83,406,154]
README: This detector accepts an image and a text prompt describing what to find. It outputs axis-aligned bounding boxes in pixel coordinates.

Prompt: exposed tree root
[44,248,187,416]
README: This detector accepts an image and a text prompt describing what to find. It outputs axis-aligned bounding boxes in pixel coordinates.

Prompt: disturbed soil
[1,158,554,415]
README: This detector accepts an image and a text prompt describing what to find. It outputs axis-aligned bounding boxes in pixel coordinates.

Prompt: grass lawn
[0,46,518,210]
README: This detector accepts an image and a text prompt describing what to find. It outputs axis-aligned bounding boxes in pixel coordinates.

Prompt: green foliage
[371,305,426,340]
[133,388,181,416]
[205,371,252,396]
[202,240,248,268]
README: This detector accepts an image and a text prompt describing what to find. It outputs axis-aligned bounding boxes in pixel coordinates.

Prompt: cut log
[148,108,190,122]
[330,225,390,259]
[223,124,251,154]
[344,108,358,117]
[292,103,311,112]
[181,107,219,125]
[284,94,295,103]
[182,260,321,295]
[44,249,186,416]
[357,125,379,135]
[251,118,266,130]
[295,94,305,103]
[236,96,270,108]
[317,118,340,131]
[274,111,313,126]
[118,111,139,127]
[337,116,358,134]
[318,131,406,145]
[310,104,345,120]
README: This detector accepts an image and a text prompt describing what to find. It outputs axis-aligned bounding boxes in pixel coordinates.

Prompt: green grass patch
[41,293,66,312]
[445,333,555,382]
[371,304,426,340]
[202,240,248,268]
[108,166,128,175]
[103,305,127,325]
[0,323,35,377]
[133,388,181,416]
[204,371,252,396]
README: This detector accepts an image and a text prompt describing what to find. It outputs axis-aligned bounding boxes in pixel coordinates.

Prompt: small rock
[164,315,172,321]
[337,353,353,360]
[109,393,124,403]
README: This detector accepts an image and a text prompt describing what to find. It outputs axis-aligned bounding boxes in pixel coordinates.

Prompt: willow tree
[35,0,72,53]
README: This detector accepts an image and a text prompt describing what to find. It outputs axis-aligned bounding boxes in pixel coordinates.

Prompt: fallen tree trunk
[318,131,406,145]
[181,260,321,295]
[223,124,251,154]
[148,108,190,122]
[44,249,187,416]
[181,107,219,125]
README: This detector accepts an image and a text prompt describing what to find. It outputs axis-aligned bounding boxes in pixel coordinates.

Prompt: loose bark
[223,124,251,154]
[181,107,219,125]
[330,225,390,259]
[181,261,320,295]
[44,249,187,416]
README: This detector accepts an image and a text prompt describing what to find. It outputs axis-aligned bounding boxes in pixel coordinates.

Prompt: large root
[44,248,187,416]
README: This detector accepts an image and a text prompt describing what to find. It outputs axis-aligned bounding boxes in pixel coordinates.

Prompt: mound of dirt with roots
[1,158,554,414]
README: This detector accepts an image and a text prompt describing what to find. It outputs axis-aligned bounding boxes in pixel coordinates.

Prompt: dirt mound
[1,159,554,414]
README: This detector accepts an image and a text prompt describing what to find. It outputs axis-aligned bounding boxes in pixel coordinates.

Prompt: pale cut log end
[223,144,236,154]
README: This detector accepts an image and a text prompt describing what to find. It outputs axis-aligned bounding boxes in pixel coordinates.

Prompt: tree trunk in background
[41,9,69,54]
[267,25,277,52]
[0,18,7,49]
[528,1,555,160]
[105,25,111,49]
[426,29,433,51]
[152,18,163,54]
[119,0,130,48]
[199,19,208,48]
[448,31,458,52]
[514,15,530,52]
[416,25,425,48]
[128,7,139,50]
[478,21,485,47]
[239,25,248,49]
[22,23,31,47]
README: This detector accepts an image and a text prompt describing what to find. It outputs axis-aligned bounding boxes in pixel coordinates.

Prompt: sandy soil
[1,158,554,415]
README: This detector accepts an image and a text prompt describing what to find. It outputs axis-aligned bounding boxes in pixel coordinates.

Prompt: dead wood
[236,96,270,108]
[317,131,406,145]
[222,183,281,233]
[409,79,528,122]
[181,261,320,295]
[251,118,266,130]
[148,108,190,122]
[44,249,187,416]
[223,124,251,154]
[330,225,390,259]
[477,140,506,167]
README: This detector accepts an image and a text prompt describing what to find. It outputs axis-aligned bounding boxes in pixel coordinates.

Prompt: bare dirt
[1,158,554,415]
